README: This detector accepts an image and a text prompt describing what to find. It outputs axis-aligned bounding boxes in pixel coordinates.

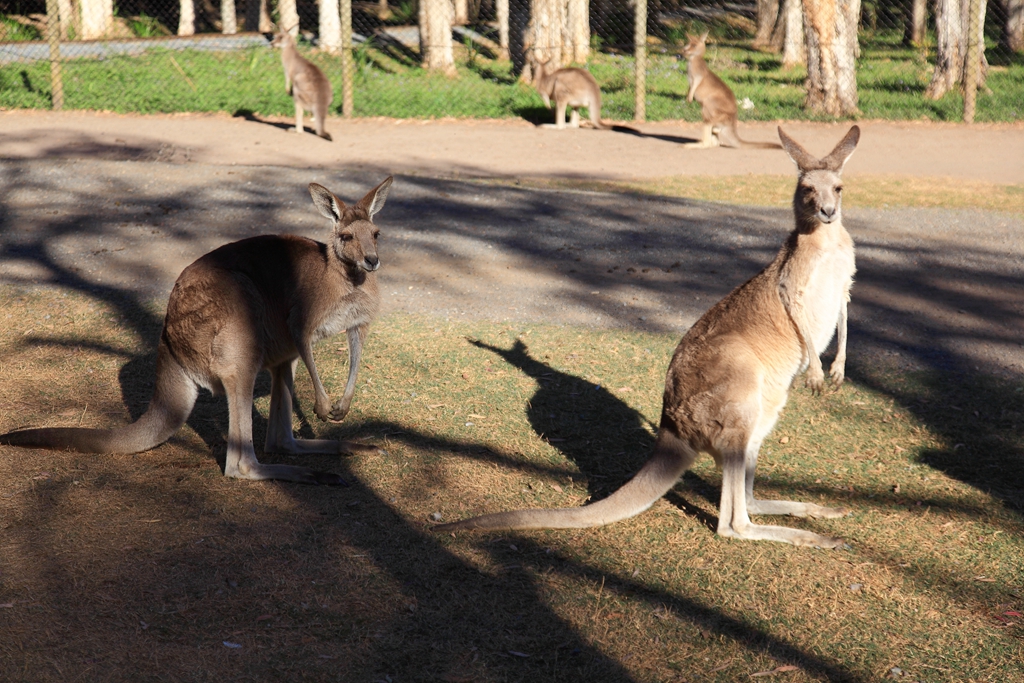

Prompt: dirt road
[3,110,1023,182]
[1,111,1022,380]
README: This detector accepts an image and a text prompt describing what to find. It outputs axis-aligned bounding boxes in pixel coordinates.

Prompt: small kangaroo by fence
[680,32,781,150]
[437,127,861,548]
[1,177,394,485]
[271,30,334,141]
[528,54,609,130]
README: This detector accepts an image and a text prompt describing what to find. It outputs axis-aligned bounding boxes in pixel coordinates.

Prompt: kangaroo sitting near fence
[271,30,334,141]
[0,177,393,485]
[680,32,780,149]
[437,128,861,548]
[528,53,609,130]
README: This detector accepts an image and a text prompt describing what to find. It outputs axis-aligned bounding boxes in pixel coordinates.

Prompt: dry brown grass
[493,175,1024,215]
[1,286,1022,682]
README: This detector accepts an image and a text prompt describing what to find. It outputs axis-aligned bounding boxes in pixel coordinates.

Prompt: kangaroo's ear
[700,31,710,43]
[309,183,345,222]
[778,127,819,172]
[821,125,860,173]
[356,176,393,219]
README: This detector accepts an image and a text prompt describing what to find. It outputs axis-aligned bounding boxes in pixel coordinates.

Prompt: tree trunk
[771,0,806,64]
[566,0,590,62]
[79,0,113,38]
[177,0,195,35]
[420,0,457,74]
[497,0,510,59]
[904,0,927,45]
[221,0,237,34]
[454,0,469,24]
[528,0,567,66]
[803,0,859,115]
[320,0,343,53]
[57,0,75,38]
[1004,0,1024,51]
[754,0,780,48]
[926,0,988,99]
[279,0,300,35]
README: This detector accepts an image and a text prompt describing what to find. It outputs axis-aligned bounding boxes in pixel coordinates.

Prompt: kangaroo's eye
[373,231,380,240]
[339,234,354,242]
[836,186,843,194]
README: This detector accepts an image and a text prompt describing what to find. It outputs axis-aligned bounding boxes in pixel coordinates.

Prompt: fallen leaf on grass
[222,641,242,649]
[974,576,996,582]
[708,658,734,673]
[550,483,563,493]
[508,650,530,658]
[0,603,14,608]
[751,665,799,677]
[255,614,273,622]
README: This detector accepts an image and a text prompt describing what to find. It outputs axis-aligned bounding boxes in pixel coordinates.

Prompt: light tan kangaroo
[680,32,780,150]
[271,30,334,141]
[0,177,394,485]
[528,54,609,130]
[437,127,861,548]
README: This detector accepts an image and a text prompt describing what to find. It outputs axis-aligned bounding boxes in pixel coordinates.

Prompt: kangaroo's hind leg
[716,430,845,547]
[223,362,344,485]
[291,99,304,134]
[743,439,850,519]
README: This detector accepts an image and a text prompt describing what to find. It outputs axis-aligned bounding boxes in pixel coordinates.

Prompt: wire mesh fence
[1,0,1021,123]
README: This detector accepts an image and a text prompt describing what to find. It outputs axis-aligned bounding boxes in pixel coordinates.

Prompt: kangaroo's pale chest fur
[783,225,855,356]
[311,279,378,344]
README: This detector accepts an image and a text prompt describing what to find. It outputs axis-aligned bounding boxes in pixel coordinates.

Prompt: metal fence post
[633,0,646,122]
[45,0,64,110]
[340,0,355,117]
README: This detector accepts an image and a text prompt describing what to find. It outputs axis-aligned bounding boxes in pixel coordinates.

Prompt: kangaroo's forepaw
[327,403,350,423]
[829,364,846,387]
[805,369,825,394]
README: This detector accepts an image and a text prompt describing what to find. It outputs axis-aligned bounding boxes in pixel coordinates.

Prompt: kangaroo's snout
[364,255,380,271]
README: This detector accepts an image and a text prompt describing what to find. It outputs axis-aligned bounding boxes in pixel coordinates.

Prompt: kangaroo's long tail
[720,123,782,149]
[0,343,197,454]
[434,430,695,532]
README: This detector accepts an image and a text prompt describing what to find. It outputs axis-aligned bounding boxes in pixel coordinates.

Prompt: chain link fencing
[1,0,1021,123]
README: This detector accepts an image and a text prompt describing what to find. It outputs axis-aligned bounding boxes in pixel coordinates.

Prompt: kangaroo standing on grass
[680,32,780,150]
[437,128,861,548]
[271,30,334,141]
[0,177,394,485]
[528,54,609,130]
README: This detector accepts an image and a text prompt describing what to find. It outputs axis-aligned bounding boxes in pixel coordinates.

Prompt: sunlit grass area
[1,27,1021,121]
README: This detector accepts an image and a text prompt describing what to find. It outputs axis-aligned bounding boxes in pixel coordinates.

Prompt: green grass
[1,27,1022,121]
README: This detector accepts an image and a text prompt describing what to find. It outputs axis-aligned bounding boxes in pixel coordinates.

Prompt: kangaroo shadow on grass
[466,337,718,530]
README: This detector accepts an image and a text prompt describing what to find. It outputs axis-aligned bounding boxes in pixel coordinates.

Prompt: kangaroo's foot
[747,498,851,519]
[718,520,846,548]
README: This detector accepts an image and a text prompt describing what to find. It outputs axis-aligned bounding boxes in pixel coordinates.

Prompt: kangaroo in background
[528,54,609,130]
[271,30,334,141]
[1,177,394,485]
[680,32,780,149]
[437,128,861,548]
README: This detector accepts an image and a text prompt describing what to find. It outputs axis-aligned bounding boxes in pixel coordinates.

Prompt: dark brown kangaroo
[1,177,393,485]
[437,128,861,548]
